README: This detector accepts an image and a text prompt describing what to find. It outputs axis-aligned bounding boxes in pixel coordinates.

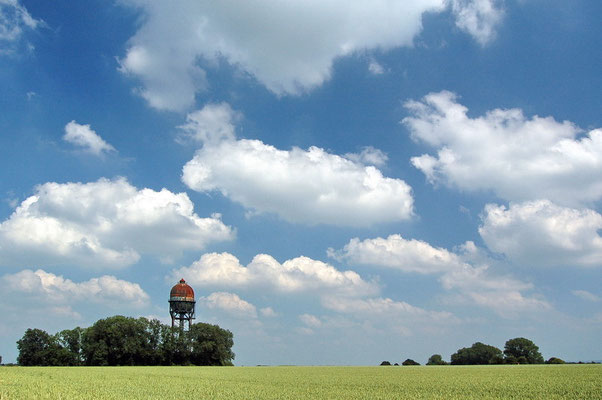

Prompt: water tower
[169,278,196,330]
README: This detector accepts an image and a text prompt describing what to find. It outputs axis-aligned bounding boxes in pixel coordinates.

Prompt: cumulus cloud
[171,252,378,298]
[0,178,234,268]
[450,0,503,45]
[182,103,413,227]
[320,296,458,336]
[344,146,388,167]
[332,234,550,316]
[118,0,502,110]
[171,250,459,332]
[178,102,239,144]
[480,200,602,268]
[404,91,602,207]
[1,269,149,308]
[201,291,257,318]
[182,142,413,226]
[328,234,464,274]
[63,121,116,156]
[0,0,40,54]
[322,296,454,320]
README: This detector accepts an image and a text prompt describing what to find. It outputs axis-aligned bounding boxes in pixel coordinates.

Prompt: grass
[0,364,600,399]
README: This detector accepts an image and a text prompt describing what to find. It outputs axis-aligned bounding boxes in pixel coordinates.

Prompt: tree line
[381,337,566,366]
[16,315,234,366]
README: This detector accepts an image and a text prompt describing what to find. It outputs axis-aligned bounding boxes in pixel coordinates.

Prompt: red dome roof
[170,278,195,302]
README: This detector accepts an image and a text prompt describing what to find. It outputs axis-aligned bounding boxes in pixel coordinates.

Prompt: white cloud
[368,60,385,75]
[172,250,462,336]
[299,313,322,328]
[450,0,504,45]
[0,0,40,54]
[458,291,550,317]
[480,200,602,268]
[1,269,149,307]
[178,102,239,144]
[571,290,600,302]
[329,234,464,274]
[182,104,413,227]
[344,146,388,167]
[323,296,449,318]
[63,121,116,156]
[118,0,500,110]
[202,292,257,318]
[296,327,315,336]
[183,142,413,226]
[404,91,602,207]
[0,178,234,268]
[320,296,457,333]
[260,307,278,318]
[171,252,378,298]
[332,234,550,316]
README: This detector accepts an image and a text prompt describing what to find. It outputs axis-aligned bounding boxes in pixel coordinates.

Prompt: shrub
[426,354,447,365]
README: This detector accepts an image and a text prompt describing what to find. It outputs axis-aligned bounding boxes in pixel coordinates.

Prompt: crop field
[0,364,600,399]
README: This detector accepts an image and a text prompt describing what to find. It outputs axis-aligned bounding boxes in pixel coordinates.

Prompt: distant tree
[504,338,544,364]
[426,354,447,365]
[17,316,235,366]
[545,357,565,364]
[82,316,151,366]
[159,325,189,365]
[451,342,503,365]
[402,359,420,366]
[489,353,505,364]
[380,361,391,366]
[56,327,83,366]
[394,363,399,366]
[17,329,53,366]
[188,323,235,366]
[17,328,83,366]
[142,318,163,365]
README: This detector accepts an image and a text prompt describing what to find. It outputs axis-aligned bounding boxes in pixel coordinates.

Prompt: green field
[1,364,600,399]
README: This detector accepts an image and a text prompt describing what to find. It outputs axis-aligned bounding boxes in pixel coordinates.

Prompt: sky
[0,0,601,365]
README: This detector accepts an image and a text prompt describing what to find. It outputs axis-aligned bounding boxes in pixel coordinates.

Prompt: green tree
[17,316,235,366]
[489,353,505,364]
[56,327,83,366]
[17,327,86,366]
[17,328,53,366]
[451,342,503,365]
[545,357,565,364]
[142,318,163,365]
[159,325,190,365]
[380,361,391,366]
[82,316,151,366]
[426,354,447,365]
[503,337,544,364]
[402,359,420,366]
[188,323,235,366]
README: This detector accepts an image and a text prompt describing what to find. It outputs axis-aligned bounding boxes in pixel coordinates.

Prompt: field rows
[1,364,601,399]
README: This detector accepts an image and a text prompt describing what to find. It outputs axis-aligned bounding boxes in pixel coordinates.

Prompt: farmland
[1,364,600,399]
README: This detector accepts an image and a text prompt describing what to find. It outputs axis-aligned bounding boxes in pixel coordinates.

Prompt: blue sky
[1,0,601,365]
